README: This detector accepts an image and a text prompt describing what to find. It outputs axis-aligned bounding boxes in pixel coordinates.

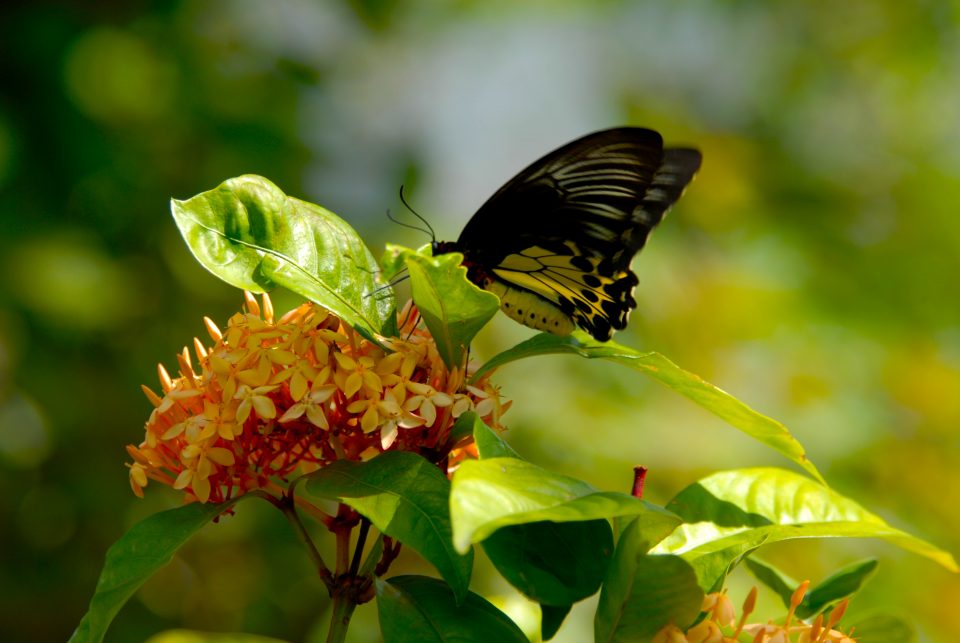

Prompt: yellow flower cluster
[653,583,856,643]
[127,293,509,503]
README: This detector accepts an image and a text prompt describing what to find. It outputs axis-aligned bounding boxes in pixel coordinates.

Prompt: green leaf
[657,468,958,580]
[595,519,704,643]
[375,575,527,643]
[171,175,396,341]
[743,557,880,624]
[449,457,680,553]
[847,611,917,643]
[743,557,797,605]
[70,500,242,643]
[388,244,499,368]
[466,411,520,459]
[539,604,571,641]
[682,534,767,593]
[800,558,879,618]
[304,451,472,601]
[380,243,428,281]
[472,331,822,482]
[483,519,613,605]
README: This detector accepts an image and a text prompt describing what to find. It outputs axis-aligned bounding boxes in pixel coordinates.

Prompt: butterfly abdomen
[480,278,576,336]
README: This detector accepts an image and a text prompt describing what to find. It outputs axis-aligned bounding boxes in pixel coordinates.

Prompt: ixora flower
[653,583,857,643]
[126,292,509,503]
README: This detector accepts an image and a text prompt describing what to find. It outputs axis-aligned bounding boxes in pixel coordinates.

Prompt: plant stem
[350,518,371,576]
[326,588,359,643]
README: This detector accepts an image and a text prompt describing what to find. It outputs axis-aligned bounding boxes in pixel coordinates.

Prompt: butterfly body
[432,127,701,341]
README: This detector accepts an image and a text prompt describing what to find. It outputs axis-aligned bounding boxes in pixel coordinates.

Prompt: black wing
[457,127,701,271]
[452,127,701,340]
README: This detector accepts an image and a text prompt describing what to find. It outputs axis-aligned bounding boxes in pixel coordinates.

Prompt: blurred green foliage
[1,1,957,641]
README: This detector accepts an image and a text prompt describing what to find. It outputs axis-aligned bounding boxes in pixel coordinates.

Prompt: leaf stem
[325,587,359,643]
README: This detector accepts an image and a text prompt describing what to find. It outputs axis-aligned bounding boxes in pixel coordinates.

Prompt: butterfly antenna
[386,208,432,238]
[399,185,436,243]
[363,269,410,301]
[400,305,422,341]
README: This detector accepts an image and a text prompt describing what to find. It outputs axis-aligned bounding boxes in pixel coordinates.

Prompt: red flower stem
[632,466,648,499]
[332,503,360,575]
[293,495,336,530]
[374,536,402,577]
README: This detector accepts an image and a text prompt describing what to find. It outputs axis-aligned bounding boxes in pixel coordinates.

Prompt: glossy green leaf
[449,457,680,553]
[304,451,472,601]
[682,533,767,593]
[472,331,823,482]
[540,604,571,641]
[744,556,882,624]
[657,468,957,576]
[380,243,429,281]
[595,519,704,643]
[483,519,613,605]
[70,500,243,643]
[375,575,527,643]
[744,557,797,604]
[400,246,499,368]
[466,411,520,459]
[800,558,879,618]
[171,175,396,341]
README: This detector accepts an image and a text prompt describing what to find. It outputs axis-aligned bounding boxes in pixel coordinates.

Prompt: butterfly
[431,127,702,341]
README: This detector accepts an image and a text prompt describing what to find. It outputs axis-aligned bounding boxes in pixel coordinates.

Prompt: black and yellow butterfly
[431,127,702,342]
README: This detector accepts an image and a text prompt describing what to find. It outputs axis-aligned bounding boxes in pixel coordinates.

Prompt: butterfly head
[431,240,459,256]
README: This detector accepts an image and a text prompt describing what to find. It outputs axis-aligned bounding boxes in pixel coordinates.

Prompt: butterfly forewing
[437,127,701,341]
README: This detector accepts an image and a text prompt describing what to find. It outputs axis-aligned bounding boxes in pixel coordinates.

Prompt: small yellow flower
[126,294,509,503]
[404,381,454,426]
[653,585,860,643]
[279,385,336,429]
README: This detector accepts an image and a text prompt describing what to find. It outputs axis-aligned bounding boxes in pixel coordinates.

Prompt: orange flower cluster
[653,583,856,643]
[127,293,509,503]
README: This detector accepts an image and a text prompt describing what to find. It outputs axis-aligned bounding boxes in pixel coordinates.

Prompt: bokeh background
[2,1,959,641]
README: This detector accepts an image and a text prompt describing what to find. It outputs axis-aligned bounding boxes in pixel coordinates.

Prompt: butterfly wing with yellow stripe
[434,127,701,341]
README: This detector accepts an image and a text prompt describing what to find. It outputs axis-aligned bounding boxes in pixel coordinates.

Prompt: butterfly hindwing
[487,241,638,341]
[435,127,701,341]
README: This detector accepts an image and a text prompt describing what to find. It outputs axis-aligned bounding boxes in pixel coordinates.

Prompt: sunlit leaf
[387,244,498,368]
[743,557,797,604]
[472,332,822,482]
[483,519,613,605]
[465,411,520,459]
[70,500,243,643]
[171,175,396,341]
[801,558,878,618]
[449,457,680,553]
[681,533,768,593]
[656,468,958,587]
[375,575,527,643]
[595,519,704,643]
[304,451,472,601]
